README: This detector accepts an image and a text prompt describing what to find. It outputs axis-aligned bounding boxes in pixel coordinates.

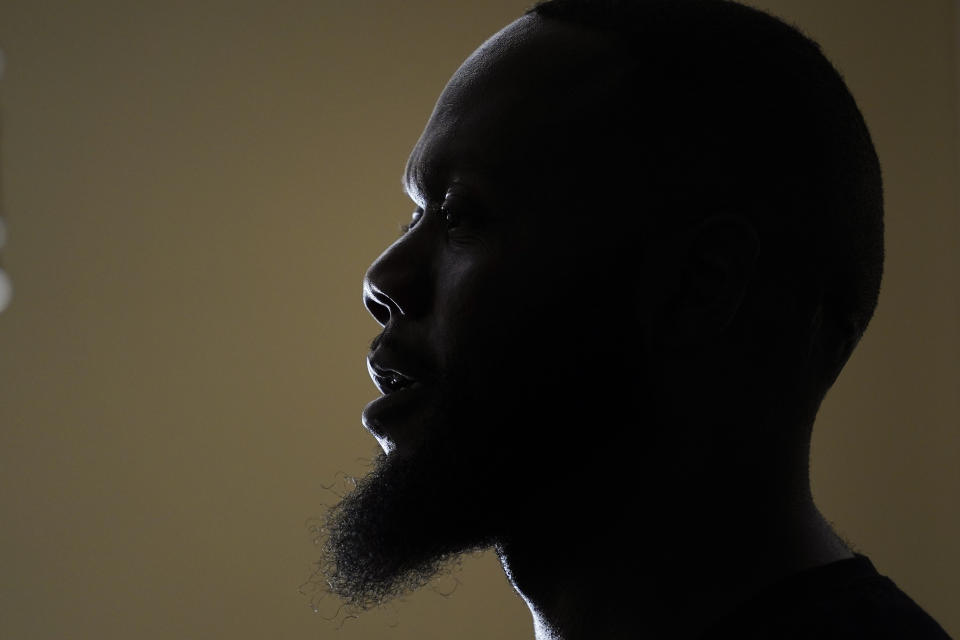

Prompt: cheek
[434,252,524,343]
[432,229,618,391]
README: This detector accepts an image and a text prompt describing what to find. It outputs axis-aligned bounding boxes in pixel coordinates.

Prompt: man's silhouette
[320,0,952,637]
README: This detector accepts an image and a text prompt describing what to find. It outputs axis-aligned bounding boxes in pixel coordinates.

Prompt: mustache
[369,331,440,382]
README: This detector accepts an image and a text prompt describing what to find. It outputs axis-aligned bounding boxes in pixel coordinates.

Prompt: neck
[496,468,852,640]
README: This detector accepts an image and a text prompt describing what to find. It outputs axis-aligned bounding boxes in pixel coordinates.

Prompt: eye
[441,203,462,230]
[399,208,423,235]
[440,191,473,231]
[397,192,477,237]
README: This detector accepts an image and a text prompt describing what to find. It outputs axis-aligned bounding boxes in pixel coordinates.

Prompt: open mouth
[368,359,419,396]
[374,370,416,394]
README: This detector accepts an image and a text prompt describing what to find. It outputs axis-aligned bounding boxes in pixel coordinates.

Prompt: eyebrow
[401,160,448,202]
[402,160,496,204]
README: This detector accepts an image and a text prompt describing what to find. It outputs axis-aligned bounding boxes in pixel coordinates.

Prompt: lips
[366,346,431,395]
[368,361,417,395]
[364,344,434,452]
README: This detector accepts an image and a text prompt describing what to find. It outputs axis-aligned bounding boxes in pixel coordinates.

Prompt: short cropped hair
[526,0,884,397]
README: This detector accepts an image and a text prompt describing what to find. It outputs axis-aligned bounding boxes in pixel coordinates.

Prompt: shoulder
[702,554,952,639]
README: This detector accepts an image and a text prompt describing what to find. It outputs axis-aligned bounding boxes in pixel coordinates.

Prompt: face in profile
[320,16,648,609]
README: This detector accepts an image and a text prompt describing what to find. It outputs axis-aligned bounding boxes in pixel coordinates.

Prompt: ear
[666,214,760,346]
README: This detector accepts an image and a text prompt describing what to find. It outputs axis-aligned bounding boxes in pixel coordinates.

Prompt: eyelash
[399,208,423,235]
[398,205,462,236]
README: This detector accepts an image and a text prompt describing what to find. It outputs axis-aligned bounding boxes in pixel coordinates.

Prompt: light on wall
[0,46,10,314]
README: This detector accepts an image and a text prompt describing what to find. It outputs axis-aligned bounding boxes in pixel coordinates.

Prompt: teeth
[383,372,412,392]
[369,360,416,393]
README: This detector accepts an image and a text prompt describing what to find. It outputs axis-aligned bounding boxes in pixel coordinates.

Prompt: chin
[318,409,510,610]
[316,369,582,609]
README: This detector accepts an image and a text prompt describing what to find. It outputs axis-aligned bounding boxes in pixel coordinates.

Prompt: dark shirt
[702,553,952,638]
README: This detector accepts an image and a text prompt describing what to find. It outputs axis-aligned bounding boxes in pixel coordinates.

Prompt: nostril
[364,289,392,326]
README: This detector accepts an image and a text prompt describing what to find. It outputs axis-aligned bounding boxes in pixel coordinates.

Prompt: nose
[362,237,429,327]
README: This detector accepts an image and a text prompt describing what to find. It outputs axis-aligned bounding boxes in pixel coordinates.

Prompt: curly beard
[310,332,633,614]
[311,376,518,612]
[317,446,496,610]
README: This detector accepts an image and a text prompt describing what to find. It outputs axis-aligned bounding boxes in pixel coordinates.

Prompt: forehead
[403,15,621,205]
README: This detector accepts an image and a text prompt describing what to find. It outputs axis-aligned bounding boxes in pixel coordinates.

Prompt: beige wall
[0,1,956,638]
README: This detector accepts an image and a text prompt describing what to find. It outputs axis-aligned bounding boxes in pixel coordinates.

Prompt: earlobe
[672,214,760,345]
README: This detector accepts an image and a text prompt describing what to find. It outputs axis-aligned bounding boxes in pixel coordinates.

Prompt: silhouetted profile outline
[316,0,953,638]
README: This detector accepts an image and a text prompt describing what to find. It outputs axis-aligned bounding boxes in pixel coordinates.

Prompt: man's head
[320,0,883,611]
